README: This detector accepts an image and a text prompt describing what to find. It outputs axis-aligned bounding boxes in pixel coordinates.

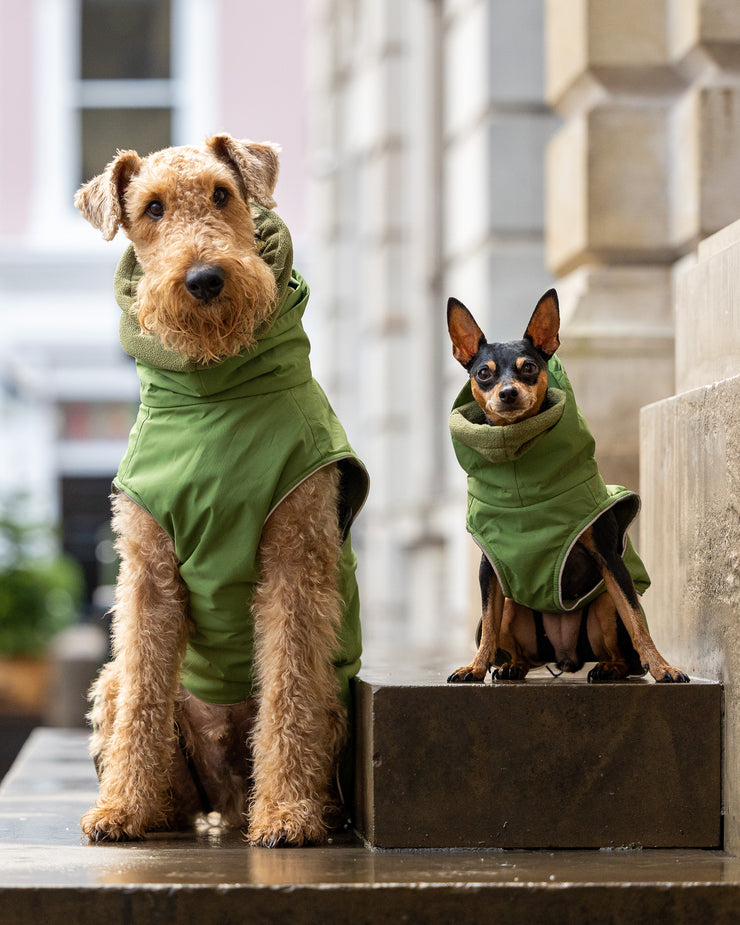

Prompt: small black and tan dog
[446,289,688,685]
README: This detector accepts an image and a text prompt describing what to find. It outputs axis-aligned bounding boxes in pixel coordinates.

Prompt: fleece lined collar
[448,388,566,463]
[114,203,295,373]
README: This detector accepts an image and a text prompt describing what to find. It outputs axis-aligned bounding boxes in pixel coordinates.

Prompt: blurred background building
[1,0,739,674]
[0,0,309,625]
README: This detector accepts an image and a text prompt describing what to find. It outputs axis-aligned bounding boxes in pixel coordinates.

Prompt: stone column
[545,1,679,491]
[638,0,740,853]
[545,0,740,492]
[640,222,740,853]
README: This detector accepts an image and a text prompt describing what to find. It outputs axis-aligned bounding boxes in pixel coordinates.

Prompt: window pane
[81,0,171,80]
[81,108,172,182]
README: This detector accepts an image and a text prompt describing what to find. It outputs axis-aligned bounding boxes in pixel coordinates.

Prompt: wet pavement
[1,686,739,922]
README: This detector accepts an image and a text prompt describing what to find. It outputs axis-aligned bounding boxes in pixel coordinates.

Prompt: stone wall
[545,0,740,492]
[306,0,740,666]
[640,219,740,852]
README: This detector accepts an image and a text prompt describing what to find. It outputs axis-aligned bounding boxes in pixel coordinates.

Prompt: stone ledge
[0,726,737,924]
[354,672,721,849]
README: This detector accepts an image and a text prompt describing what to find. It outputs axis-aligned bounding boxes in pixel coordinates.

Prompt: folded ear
[447,297,486,368]
[524,289,560,358]
[74,150,142,241]
[206,134,281,209]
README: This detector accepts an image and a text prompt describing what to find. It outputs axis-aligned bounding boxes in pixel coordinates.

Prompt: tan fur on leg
[81,493,190,841]
[87,660,120,775]
[585,592,630,680]
[248,464,346,847]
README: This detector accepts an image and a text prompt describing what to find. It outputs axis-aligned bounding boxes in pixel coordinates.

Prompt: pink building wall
[0,1,307,241]
[0,1,35,238]
[219,0,308,239]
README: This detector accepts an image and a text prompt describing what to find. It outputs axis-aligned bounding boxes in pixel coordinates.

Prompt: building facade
[2,0,739,668]
[305,0,558,659]
[305,0,740,664]
[0,0,308,608]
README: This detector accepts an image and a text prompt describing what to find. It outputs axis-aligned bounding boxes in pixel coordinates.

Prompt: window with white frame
[78,0,173,184]
[30,0,215,235]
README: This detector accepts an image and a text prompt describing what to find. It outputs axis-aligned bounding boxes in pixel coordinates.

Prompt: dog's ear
[206,134,281,209]
[524,289,560,359]
[74,150,141,241]
[447,297,486,368]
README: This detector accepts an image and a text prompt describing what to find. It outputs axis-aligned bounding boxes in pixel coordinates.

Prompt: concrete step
[353,664,722,849]
[1,727,740,925]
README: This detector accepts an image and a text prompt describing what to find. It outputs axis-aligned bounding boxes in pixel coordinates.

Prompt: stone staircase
[0,664,737,924]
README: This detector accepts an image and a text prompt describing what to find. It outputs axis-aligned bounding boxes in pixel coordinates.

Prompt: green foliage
[0,499,83,657]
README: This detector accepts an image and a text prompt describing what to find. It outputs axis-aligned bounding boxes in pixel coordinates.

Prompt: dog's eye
[476,367,493,383]
[145,200,165,220]
[521,361,538,376]
[213,187,230,208]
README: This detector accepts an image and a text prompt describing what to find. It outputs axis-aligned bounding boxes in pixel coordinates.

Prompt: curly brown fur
[77,136,351,847]
[75,136,278,364]
[248,464,347,847]
[81,493,190,841]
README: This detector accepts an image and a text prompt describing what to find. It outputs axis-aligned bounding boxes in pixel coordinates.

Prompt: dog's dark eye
[521,361,538,376]
[476,366,493,383]
[145,200,165,220]
[213,187,229,208]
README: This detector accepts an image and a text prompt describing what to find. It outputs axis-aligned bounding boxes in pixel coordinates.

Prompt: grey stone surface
[641,374,740,854]
[1,726,739,924]
[354,670,721,849]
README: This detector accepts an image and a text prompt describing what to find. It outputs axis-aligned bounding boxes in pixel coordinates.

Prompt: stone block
[444,131,491,254]
[640,374,740,852]
[489,112,560,234]
[546,105,673,275]
[444,0,490,135]
[354,674,721,849]
[669,0,740,68]
[546,0,674,106]
[549,266,675,490]
[489,0,546,104]
[2,729,740,924]
[674,218,740,392]
[672,85,740,250]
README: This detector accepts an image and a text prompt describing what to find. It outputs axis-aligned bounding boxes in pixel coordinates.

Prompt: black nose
[498,386,519,404]
[185,263,225,302]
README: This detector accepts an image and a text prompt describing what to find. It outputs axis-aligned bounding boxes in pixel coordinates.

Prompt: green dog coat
[112,205,369,706]
[449,355,649,614]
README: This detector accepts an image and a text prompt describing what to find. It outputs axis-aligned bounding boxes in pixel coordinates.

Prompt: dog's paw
[491,663,527,681]
[587,660,629,682]
[81,802,149,843]
[654,666,691,683]
[447,664,488,683]
[248,799,328,848]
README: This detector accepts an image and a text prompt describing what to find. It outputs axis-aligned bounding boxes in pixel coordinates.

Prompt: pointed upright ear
[74,150,142,240]
[447,297,486,368]
[206,134,281,208]
[524,289,560,358]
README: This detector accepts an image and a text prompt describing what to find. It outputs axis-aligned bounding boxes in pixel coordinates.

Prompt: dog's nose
[185,264,225,302]
[498,386,519,404]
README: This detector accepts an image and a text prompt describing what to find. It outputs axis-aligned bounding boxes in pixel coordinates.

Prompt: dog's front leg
[448,554,504,682]
[248,464,347,847]
[81,493,190,842]
[580,519,689,683]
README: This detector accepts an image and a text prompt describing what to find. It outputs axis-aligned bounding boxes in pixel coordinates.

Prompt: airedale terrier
[75,134,368,847]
